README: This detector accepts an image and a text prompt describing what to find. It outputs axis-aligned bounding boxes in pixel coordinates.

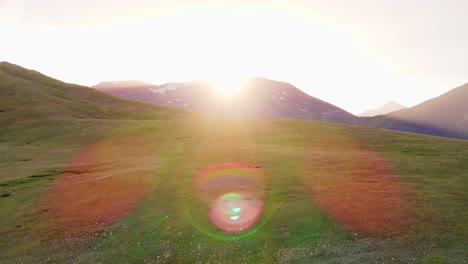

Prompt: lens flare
[300,132,409,235]
[209,192,263,232]
[44,133,156,231]
[192,162,265,234]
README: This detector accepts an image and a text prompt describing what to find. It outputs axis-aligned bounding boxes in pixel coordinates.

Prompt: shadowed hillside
[367,83,468,139]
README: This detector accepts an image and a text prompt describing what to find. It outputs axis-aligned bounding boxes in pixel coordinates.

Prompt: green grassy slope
[1,62,467,263]
[0,62,190,122]
[1,117,467,263]
[0,61,192,185]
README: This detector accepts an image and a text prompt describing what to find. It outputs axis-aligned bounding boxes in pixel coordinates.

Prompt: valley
[0,63,467,263]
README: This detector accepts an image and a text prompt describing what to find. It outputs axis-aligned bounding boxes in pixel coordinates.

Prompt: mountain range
[94,78,355,123]
[0,62,188,124]
[2,61,468,263]
[366,83,468,139]
[1,62,467,140]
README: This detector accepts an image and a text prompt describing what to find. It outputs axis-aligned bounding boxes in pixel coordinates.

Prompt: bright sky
[1,0,467,114]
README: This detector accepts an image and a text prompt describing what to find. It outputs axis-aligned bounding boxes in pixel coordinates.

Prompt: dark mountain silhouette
[94,77,356,123]
[367,83,468,139]
[359,101,406,117]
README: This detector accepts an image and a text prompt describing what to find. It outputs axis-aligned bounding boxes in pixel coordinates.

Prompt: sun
[210,75,248,95]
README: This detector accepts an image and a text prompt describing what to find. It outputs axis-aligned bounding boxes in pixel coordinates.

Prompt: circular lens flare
[193,162,265,234]
[209,192,263,233]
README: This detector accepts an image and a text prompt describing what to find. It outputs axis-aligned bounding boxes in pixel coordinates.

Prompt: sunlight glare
[210,75,247,95]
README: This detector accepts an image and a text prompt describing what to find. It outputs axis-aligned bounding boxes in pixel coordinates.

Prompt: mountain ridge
[0,62,189,122]
[367,83,468,139]
[2,61,467,140]
[93,77,356,123]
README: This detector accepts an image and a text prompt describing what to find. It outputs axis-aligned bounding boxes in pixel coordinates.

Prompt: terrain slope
[367,83,468,139]
[1,63,467,263]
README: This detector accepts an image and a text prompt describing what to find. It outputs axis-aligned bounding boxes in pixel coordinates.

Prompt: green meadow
[1,116,467,263]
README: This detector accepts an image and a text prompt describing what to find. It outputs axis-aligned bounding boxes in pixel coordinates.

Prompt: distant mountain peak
[386,101,405,106]
[368,82,468,139]
[359,101,406,117]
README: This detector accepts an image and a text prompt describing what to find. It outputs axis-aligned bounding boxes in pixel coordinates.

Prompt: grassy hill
[0,63,467,263]
[0,61,191,193]
[0,62,189,123]
[1,117,467,263]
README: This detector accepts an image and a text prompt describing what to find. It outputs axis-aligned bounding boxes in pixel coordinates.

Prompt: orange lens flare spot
[44,134,156,231]
[302,142,409,235]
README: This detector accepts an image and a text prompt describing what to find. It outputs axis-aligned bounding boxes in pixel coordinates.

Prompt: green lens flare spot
[230,215,240,221]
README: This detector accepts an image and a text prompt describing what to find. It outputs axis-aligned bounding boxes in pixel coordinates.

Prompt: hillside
[368,83,468,139]
[359,101,406,117]
[1,116,467,263]
[1,63,467,263]
[0,62,189,123]
[94,77,356,123]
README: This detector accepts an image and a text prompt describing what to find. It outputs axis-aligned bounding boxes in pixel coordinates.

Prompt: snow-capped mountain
[94,77,356,122]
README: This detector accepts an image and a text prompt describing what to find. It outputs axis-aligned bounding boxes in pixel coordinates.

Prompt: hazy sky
[1,0,467,114]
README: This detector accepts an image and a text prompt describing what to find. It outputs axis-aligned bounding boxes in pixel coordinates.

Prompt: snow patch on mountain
[149,84,180,95]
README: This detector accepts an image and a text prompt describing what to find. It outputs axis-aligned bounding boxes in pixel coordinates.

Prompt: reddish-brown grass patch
[301,135,409,235]
[45,133,157,230]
